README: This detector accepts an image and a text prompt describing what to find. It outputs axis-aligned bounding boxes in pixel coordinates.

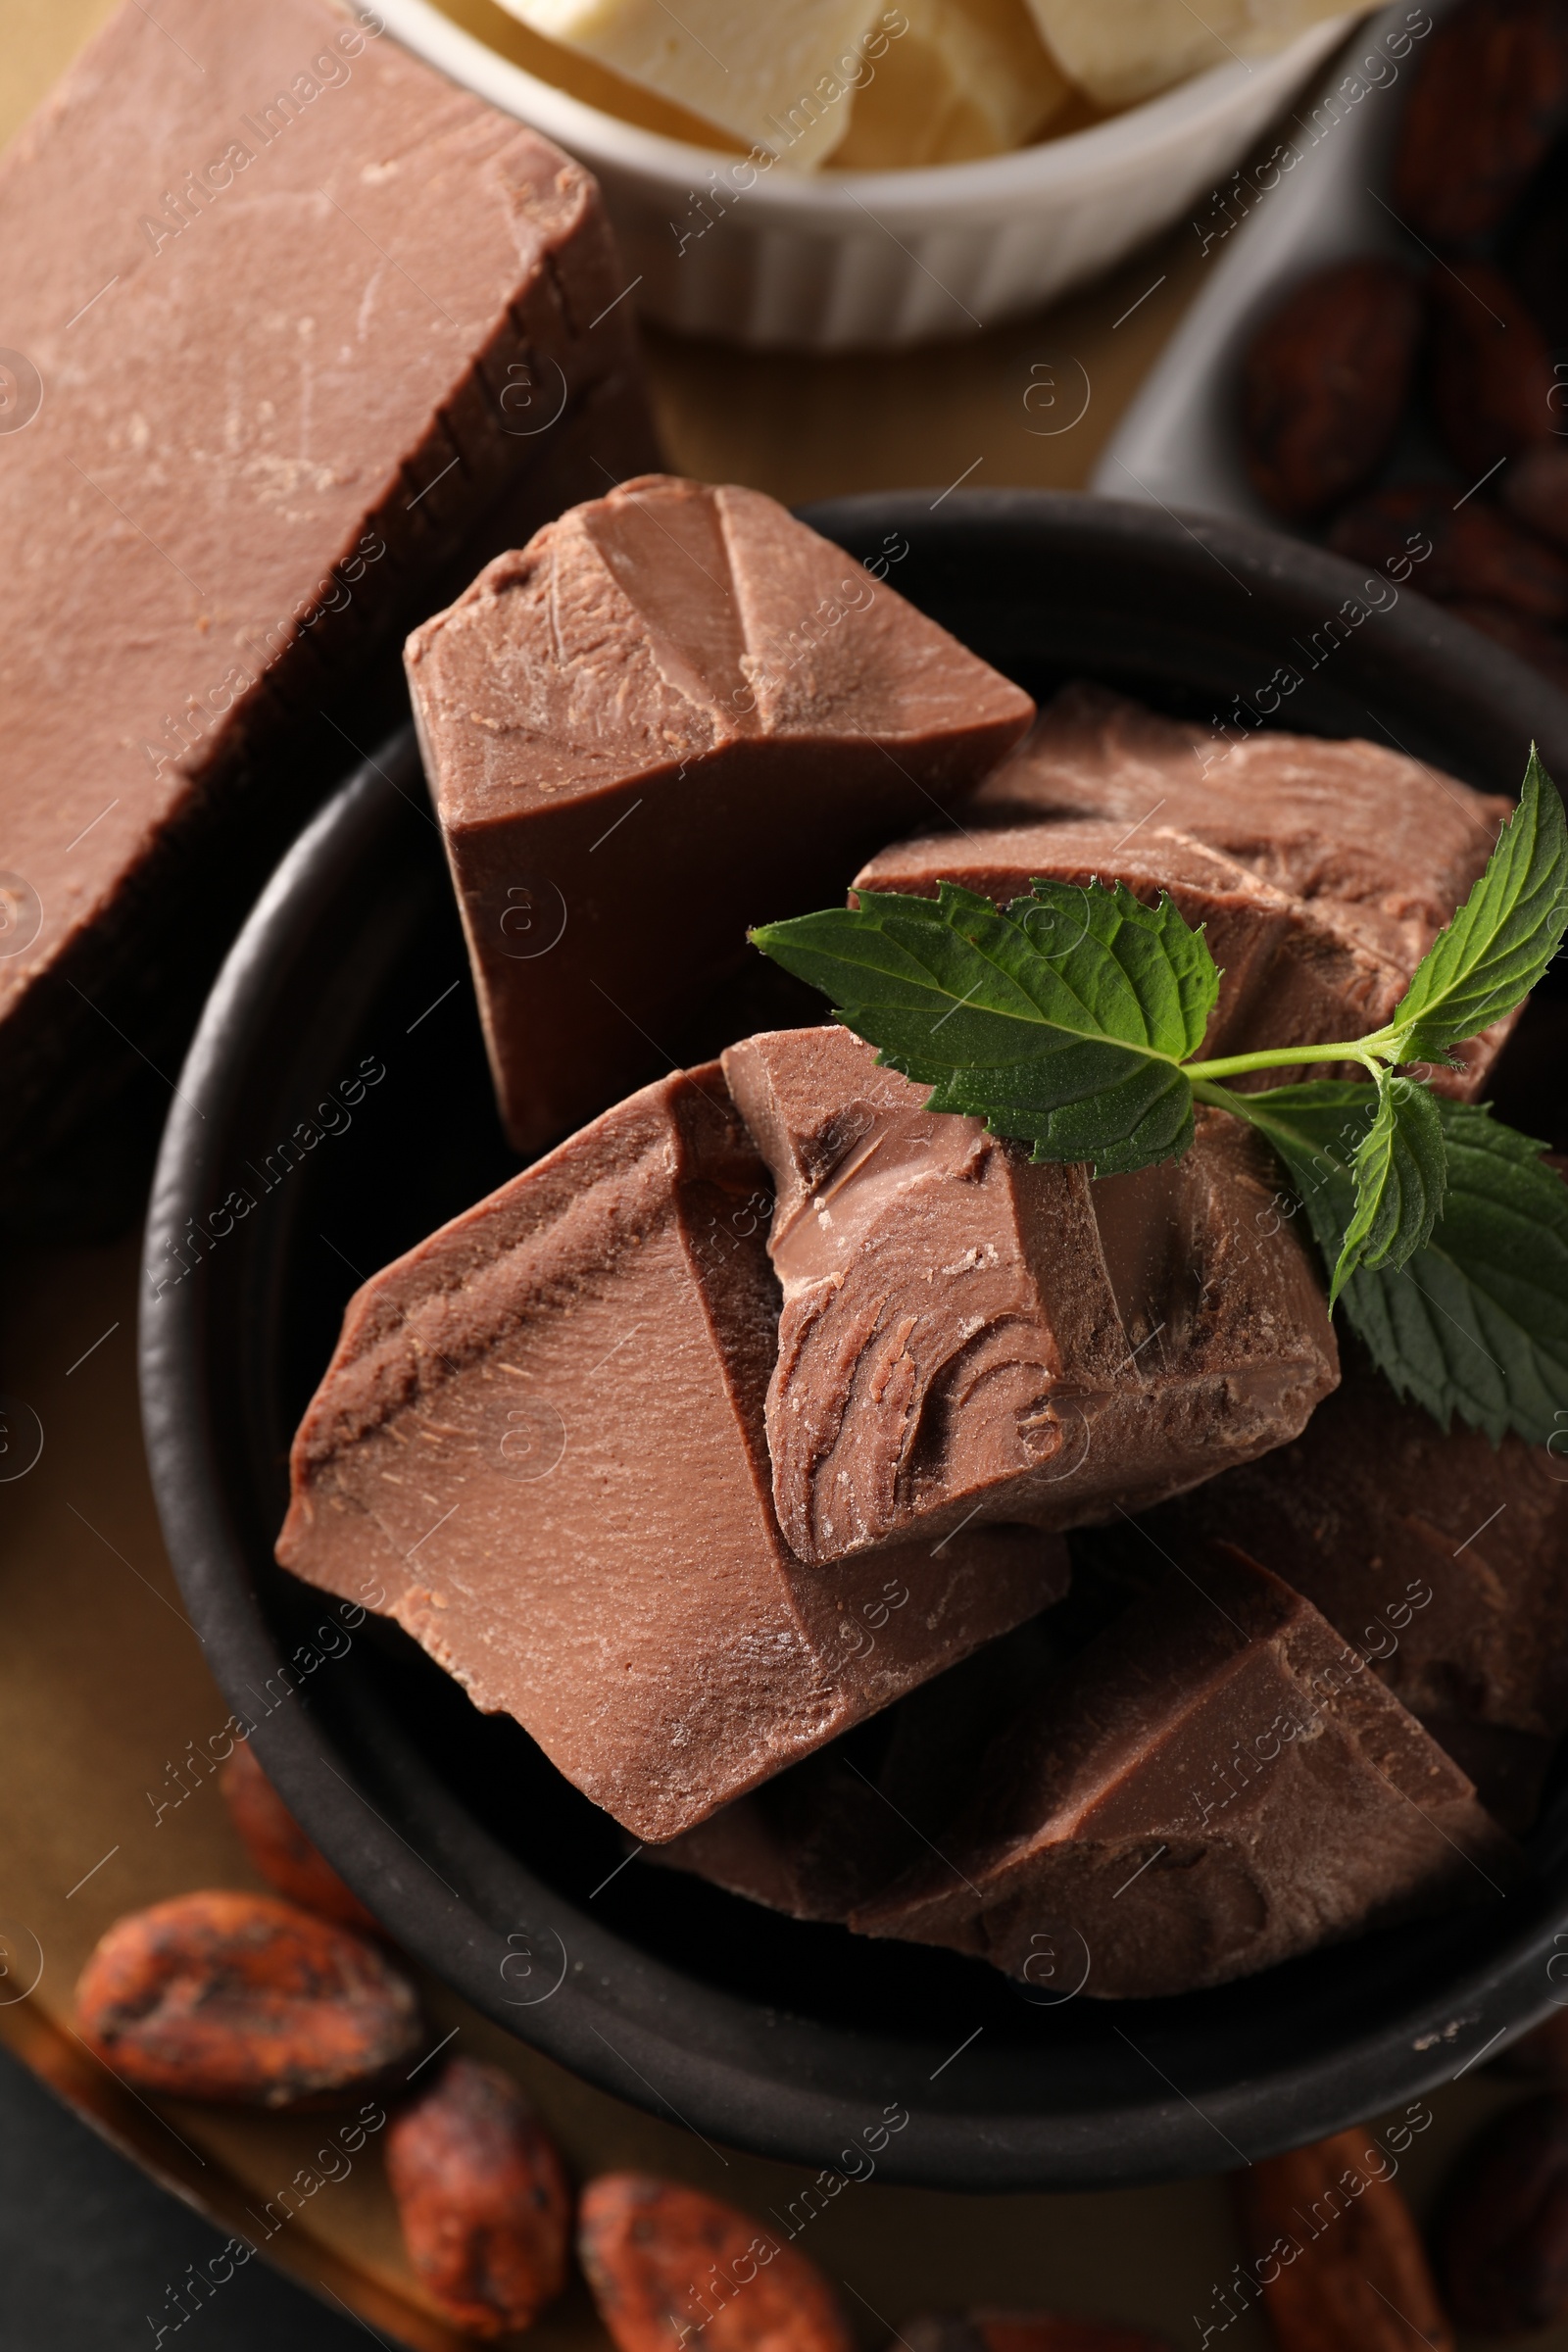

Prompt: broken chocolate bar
[651,1611,1068,1920]
[404,473,1034,1155]
[950,684,1517,1095]
[854,1545,1516,1997]
[856,816,1425,1093]
[0,0,657,1228]
[1137,1350,1568,1832]
[276,1060,1066,1842]
[719,1025,1338,1566]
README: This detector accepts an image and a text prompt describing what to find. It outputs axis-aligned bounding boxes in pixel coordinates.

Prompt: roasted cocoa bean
[1429,261,1555,477]
[1233,2127,1453,2352]
[1440,2091,1568,2331]
[1504,441,1568,547]
[1328,484,1568,620]
[1442,598,1568,688]
[1394,0,1568,245]
[904,2312,1176,2352]
[386,2055,568,2338]
[1241,260,1423,519]
[75,1890,421,2106]
[579,2174,853,2352]
[220,1740,381,1937]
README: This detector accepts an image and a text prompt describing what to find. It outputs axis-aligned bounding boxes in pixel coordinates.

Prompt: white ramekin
[375,0,1363,350]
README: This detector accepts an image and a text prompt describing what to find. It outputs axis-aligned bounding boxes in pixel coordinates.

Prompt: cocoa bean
[1328,483,1568,620]
[220,1740,381,1937]
[75,1890,421,2106]
[1232,2126,1453,2352]
[579,2174,852,2352]
[1442,598,1568,688]
[903,2313,1176,2352]
[1440,2091,1568,2332]
[1241,260,1423,520]
[1394,0,1568,246]
[386,2055,568,2338]
[1429,261,1555,477]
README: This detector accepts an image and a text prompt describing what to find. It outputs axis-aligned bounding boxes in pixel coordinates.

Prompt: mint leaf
[1330,1074,1446,1303]
[751,877,1220,1177]
[1212,1081,1568,1443]
[1389,746,1568,1062]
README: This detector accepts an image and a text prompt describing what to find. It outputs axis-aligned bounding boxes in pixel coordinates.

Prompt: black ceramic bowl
[141,492,1568,2191]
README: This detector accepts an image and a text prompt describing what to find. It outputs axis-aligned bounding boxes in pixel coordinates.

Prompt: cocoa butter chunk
[719,1026,1338,1567]
[0,0,657,1227]
[1139,1352,1568,1832]
[854,1547,1518,1998]
[404,473,1034,1153]
[276,1061,1066,1843]
[857,816,1419,1092]
[965,685,1519,1097]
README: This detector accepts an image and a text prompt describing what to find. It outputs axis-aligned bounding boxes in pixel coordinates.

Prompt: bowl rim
[372,0,1364,215]
[139,488,1568,2190]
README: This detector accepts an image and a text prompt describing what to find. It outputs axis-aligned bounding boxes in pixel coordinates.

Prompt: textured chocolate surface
[720,1026,1338,1565]
[405,473,1034,1154]
[857,816,1419,1094]
[939,684,1518,1096]
[0,0,655,1224]
[855,1546,1516,1997]
[276,1060,1067,1841]
[1138,1352,1568,1832]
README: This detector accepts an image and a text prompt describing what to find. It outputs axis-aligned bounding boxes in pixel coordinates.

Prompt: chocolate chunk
[404,473,1034,1153]
[720,1026,1338,1567]
[650,1612,1070,1920]
[276,1060,1066,1842]
[854,1546,1517,1998]
[1134,1351,1568,1832]
[966,685,1518,1096]
[0,0,657,1230]
[856,816,1420,1093]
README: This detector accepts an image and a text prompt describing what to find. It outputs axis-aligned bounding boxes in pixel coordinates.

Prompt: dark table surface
[0,2044,366,2352]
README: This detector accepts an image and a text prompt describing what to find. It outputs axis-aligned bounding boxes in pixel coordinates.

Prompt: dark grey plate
[140,489,1568,2190]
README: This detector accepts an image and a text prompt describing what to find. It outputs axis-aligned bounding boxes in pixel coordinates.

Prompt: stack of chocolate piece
[279,475,1545,2000]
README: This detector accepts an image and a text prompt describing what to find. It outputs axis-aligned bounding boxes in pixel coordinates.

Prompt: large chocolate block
[276,1060,1066,1841]
[719,1026,1338,1566]
[404,474,1035,1154]
[941,684,1518,1095]
[0,0,656,1227]
[1138,1351,1568,1831]
[855,1547,1516,1997]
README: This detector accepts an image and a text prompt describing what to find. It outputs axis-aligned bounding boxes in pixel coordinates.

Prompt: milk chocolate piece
[651,1611,1068,1920]
[404,474,1034,1153]
[857,818,1418,1093]
[0,0,657,1226]
[855,1547,1516,1997]
[719,1027,1338,1566]
[960,685,1518,1095]
[276,1061,1066,1842]
[1140,1352,1568,1831]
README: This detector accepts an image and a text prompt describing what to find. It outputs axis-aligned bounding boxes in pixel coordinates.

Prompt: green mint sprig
[751,748,1568,1446]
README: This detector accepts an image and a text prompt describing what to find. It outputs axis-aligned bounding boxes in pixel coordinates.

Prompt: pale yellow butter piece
[1024,0,1361,106]
[493,0,891,166]
[828,0,1070,167]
